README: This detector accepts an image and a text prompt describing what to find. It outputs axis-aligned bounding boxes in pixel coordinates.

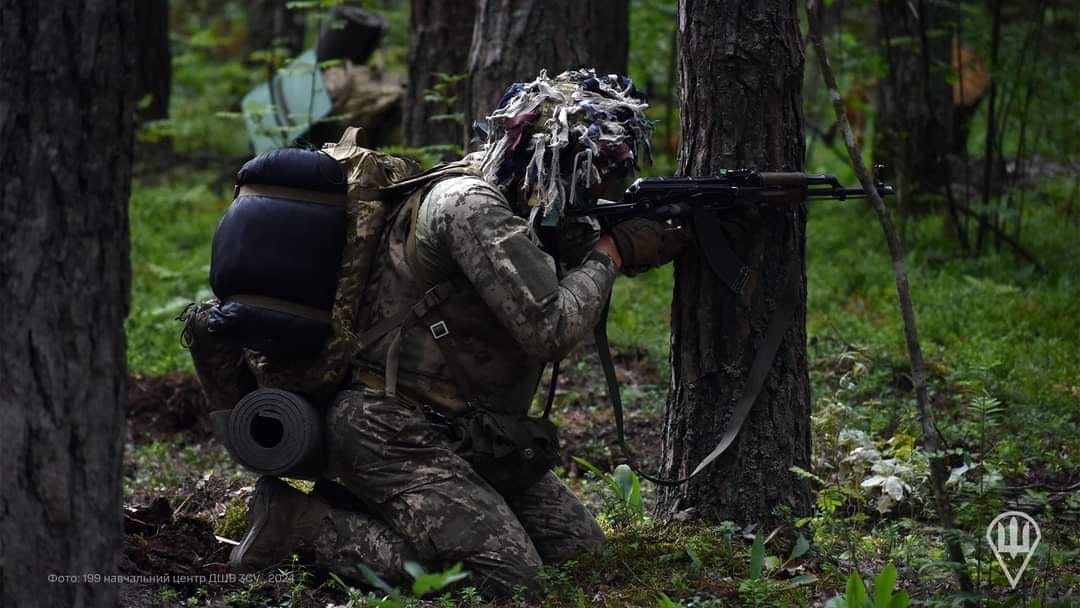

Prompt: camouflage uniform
[308,174,618,597]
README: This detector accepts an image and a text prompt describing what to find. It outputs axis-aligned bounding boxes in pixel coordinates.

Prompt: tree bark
[403,0,476,150]
[655,0,812,526]
[588,0,630,76]
[0,2,135,606]
[463,0,594,149]
[134,0,171,121]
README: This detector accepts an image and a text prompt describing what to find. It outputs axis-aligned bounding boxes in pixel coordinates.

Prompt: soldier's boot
[230,476,330,570]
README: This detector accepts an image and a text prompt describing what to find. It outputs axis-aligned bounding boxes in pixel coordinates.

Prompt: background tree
[464,0,626,147]
[135,0,171,121]
[0,1,135,606]
[588,0,630,76]
[656,0,813,526]
[873,0,958,233]
[245,0,307,70]
[403,0,476,151]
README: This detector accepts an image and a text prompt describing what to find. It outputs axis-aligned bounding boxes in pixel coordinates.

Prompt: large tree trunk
[873,0,955,216]
[655,0,812,527]
[403,0,476,151]
[0,2,135,606]
[463,0,593,149]
[588,0,630,76]
[134,0,171,121]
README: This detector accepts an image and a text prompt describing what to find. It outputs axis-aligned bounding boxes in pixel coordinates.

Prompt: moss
[543,523,746,607]
[214,496,249,540]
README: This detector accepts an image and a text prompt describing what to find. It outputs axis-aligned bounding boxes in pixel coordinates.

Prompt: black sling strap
[597,265,800,486]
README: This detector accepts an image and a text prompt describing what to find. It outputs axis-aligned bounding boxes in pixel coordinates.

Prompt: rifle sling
[597,265,799,486]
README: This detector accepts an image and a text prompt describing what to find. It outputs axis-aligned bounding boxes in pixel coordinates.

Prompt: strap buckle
[429,321,449,340]
[413,284,451,318]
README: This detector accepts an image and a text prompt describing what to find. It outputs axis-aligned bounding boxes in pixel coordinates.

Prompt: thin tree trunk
[976,0,1002,253]
[0,1,135,606]
[655,0,812,527]
[463,0,593,150]
[806,3,974,594]
[404,0,476,151]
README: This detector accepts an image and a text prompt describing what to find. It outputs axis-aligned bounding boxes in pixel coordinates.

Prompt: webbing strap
[598,266,799,486]
[226,294,331,322]
[349,281,458,398]
[236,184,347,206]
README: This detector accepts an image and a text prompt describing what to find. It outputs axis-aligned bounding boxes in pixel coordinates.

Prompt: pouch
[452,408,560,495]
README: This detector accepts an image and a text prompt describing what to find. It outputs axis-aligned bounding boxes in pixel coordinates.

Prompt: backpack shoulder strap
[350,164,480,399]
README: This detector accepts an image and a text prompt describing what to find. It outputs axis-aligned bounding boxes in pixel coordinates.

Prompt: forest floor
[119,345,676,608]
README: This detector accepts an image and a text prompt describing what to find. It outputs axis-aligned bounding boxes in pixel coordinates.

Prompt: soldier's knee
[468,552,542,600]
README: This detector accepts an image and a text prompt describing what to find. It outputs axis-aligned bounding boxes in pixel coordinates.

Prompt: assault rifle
[566,168,895,294]
[566,168,895,484]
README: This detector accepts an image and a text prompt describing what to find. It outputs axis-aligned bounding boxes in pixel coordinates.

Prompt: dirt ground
[120,345,666,606]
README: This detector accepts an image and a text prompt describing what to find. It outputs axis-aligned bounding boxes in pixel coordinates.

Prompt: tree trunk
[463,0,593,149]
[655,0,812,527]
[403,0,476,151]
[873,0,955,215]
[135,0,171,121]
[588,0,630,76]
[245,0,307,68]
[0,2,135,606]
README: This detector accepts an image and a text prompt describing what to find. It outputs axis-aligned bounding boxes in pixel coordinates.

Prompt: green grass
[805,188,1080,471]
[126,172,232,375]
[610,265,675,370]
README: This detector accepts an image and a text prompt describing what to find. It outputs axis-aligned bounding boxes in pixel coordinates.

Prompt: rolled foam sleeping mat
[206,301,331,355]
[214,388,326,479]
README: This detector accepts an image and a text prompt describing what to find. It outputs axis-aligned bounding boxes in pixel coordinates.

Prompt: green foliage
[824,564,909,608]
[127,173,230,374]
[806,199,1080,478]
[330,561,469,607]
[736,530,816,607]
[378,144,456,171]
[609,264,674,374]
[573,458,646,528]
[423,72,468,131]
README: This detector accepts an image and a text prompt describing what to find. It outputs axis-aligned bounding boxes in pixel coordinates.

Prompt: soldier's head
[477,68,654,223]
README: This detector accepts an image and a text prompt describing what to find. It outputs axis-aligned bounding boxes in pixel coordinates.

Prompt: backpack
[203,127,470,402]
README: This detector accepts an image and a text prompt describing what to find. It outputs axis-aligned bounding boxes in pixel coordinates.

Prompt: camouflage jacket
[351,175,618,415]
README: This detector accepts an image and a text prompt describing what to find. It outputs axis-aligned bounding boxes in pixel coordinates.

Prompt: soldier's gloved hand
[608,218,692,276]
[557,216,602,266]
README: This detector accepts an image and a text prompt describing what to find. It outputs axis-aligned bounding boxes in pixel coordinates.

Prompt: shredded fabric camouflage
[477,68,654,225]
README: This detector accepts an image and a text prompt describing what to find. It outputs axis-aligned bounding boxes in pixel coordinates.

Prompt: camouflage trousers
[309,387,605,598]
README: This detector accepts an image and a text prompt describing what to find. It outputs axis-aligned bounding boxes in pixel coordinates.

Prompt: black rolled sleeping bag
[209,148,347,354]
